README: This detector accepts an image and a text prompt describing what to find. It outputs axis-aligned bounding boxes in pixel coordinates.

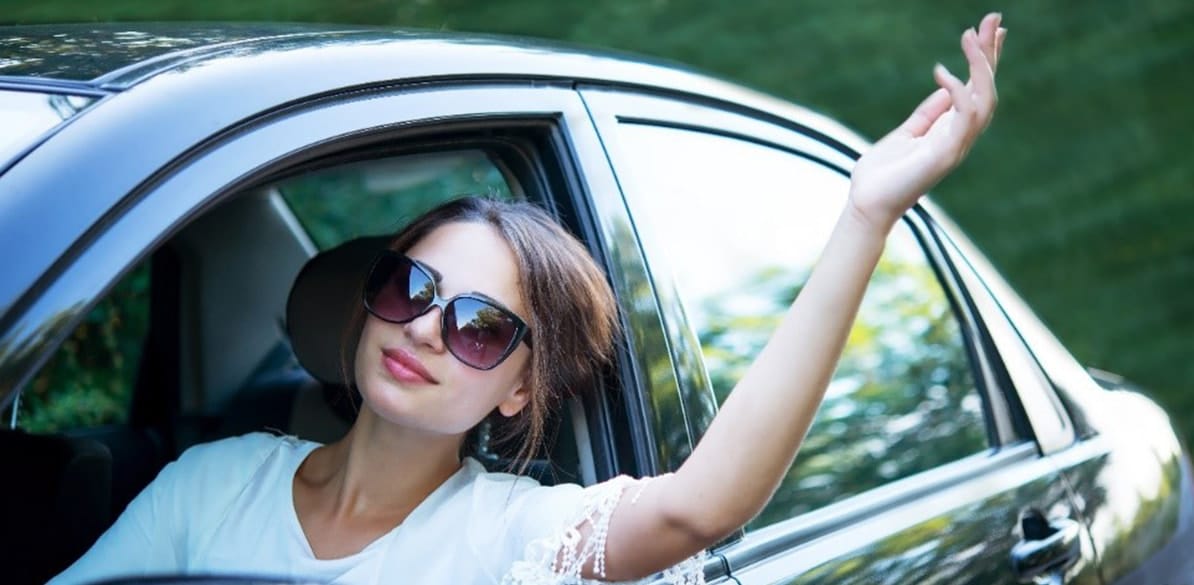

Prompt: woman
[52,13,1005,585]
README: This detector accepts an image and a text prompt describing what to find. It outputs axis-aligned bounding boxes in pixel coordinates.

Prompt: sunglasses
[363,251,532,370]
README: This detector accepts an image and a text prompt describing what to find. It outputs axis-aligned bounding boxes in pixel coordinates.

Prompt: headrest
[286,236,389,384]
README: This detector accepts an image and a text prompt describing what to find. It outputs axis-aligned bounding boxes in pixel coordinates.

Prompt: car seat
[0,427,113,585]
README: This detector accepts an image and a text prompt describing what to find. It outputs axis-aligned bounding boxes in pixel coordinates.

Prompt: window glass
[15,264,150,433]
[277,150,514,249]
[615,123,988,529]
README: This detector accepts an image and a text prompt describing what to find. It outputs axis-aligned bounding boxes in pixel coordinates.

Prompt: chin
[356,375,481,437]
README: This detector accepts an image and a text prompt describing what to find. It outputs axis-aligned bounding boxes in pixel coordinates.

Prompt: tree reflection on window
[696,253,987,528]
[277,150,514,250]
[612,122,988,530]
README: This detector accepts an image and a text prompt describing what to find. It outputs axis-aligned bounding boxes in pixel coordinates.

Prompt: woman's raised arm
[593,12,1007,582]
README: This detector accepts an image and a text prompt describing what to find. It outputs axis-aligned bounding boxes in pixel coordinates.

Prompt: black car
[1,23,1191,585]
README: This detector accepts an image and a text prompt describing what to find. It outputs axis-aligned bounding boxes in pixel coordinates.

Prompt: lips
[380,347,439,385]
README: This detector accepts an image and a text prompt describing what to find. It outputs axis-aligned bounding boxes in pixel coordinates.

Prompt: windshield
[0,88,95,171]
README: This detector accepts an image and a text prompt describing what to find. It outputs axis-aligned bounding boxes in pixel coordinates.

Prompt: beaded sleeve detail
[502,475,706,585]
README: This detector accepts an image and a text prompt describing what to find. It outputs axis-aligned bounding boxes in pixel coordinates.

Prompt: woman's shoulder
[463,458,583,501]
[178,431,306,462]
[461,459,604,535]
[165,431,313,488]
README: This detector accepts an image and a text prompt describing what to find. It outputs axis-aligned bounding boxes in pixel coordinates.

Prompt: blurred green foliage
[704,255,989,529]
[277,152,513,250]
[3,1,1190,446]
[15,265,150,433]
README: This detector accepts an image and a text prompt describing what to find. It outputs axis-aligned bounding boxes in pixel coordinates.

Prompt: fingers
[898,87,952,137]
[995,27,1006,69]
[977,13,999,69]
[902,11,1001,139]
[933,63,977,159]
[961,28,996,121]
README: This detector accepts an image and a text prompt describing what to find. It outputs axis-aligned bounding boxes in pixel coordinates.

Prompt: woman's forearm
[664,203,891,538]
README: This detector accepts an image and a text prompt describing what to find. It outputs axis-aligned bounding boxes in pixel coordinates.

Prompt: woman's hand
[848,12,1006,231]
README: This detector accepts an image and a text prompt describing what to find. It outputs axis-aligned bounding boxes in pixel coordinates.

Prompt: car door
[1,80,743,584]
[935,214,1194,585]
[581,86,1104,585]
[1,83,612,431]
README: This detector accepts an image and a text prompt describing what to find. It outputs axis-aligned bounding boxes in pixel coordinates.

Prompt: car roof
[0,22,721,90]
[0,23,355,82]
[0,23,872,171]
[0,22,862,144]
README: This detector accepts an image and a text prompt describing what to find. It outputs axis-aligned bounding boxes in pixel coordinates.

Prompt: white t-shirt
[49,432,704,585]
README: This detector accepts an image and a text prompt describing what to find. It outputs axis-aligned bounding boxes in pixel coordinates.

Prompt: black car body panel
[728,445,1099,585]
[1053,381,1194,583]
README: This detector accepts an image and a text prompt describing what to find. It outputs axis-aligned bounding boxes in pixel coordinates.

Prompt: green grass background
[3,1,1191,444]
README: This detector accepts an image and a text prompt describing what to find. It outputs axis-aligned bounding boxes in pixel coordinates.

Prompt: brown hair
[341,196,619,472]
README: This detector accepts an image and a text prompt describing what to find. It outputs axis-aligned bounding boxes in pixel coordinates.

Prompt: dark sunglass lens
[367,255,434,322]
[445,297,520,369]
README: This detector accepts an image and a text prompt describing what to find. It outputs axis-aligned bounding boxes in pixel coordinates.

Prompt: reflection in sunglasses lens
[369,256,431,322]
[408,262,435,306]
[448,297,517,368]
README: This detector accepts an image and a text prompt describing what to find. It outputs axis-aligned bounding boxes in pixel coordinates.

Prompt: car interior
[2,145,598,584]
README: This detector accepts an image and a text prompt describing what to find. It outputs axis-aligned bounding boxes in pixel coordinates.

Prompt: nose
[403,306,445,353]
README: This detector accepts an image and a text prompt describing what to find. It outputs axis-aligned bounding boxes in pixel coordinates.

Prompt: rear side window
[277,150,515,250]
[614,123,989,529]
[11,263,150,433]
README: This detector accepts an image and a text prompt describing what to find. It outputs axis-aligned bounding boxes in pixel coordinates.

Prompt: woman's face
[353,221,532,437]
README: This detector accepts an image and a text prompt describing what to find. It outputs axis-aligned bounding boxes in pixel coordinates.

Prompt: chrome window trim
[924,205,1077,453]
[905,209,1018,446]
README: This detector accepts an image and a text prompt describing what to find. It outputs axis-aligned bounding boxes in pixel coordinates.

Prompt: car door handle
[1010,512,1082,583]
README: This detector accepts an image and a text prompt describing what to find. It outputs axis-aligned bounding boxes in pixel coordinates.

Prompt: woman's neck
[298,407,464,521]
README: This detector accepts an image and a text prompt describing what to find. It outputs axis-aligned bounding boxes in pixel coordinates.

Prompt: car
[1,22,1191,585]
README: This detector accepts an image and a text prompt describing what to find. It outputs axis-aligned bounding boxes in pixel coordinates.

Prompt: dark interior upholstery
[286,236,388,386]
[67,425,168,520]
[0,428,114,585]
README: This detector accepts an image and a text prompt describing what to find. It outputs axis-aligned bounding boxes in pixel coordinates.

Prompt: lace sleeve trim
[502,475,706,585]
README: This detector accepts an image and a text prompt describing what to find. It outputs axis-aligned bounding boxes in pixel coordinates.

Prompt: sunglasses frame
[362,251,533,371]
